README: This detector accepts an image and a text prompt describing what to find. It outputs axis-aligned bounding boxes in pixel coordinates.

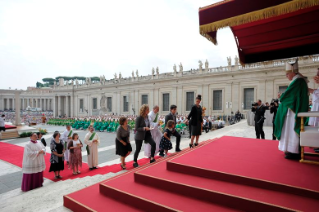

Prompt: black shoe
[89,168,93,170]
[133,162,139,168]
[175,149,182,152]
[159,153,165,157]
[189,143,194,148]
[93,167,98,169]
[150,159,156,163]
[194,143,199,147]
[285,153,301,160]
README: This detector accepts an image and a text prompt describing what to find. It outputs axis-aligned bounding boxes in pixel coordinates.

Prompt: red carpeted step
[135,160,319,212]
[100,169,239,212]
[64,139,220,212]
[64,184,141,212]
[168,136,319,198]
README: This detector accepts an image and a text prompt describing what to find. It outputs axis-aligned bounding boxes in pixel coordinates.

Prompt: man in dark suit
[251,100,267,139]
[159,105,181,156]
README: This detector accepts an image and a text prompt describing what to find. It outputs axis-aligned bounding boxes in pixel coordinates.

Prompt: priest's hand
[309,88,314,94]
[38,150,45,155]
[145,127,150,131]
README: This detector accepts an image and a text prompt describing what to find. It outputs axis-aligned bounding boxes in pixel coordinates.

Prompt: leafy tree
[91,77,100,82]
[36,82,44,88]
[42,78,55,85]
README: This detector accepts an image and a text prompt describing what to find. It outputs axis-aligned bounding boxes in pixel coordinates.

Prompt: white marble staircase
[0,171,126,212]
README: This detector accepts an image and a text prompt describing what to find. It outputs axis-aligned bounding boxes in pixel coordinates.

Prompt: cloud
[0,0,237,89]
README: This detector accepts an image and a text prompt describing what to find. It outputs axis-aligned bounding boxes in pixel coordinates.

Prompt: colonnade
[1,97,53,111]
[54,95,74,117]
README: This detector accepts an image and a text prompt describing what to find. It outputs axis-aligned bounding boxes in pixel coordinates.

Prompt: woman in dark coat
[133,104,156,168]
[187,95,203,148]
[115,117,132,170]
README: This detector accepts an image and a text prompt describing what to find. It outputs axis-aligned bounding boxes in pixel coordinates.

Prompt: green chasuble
[274,77,309,140]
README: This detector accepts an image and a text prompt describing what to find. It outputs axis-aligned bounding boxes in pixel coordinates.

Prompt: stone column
[12,98,15,110]
[203,85,209,114]
[225,83,232,116]
[70,95,74,117]
[117,92,121,115]
[58,96,61,117]
[22,98,25,110]
[88,95,92,116]
[231,83,239,113]
[53,98,56,117]
[258,80,266,102]
[40,98,43,111]
[66,96,69,117]
[1,98,4,110]
[15,92,21,125]
[177,86,183,113]
[149,90,154,109]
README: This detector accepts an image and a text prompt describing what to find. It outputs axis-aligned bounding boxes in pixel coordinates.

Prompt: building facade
[1,55,318,118]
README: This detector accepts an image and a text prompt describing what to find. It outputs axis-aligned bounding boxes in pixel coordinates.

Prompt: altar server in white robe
[62,125,73,164]
[21,133,46,192]
[84,126,100,170]
[309,70,319,126]
[145,105,162,157]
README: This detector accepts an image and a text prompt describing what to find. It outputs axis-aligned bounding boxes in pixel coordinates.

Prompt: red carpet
[169,136,319,193]
[5,124,16,129]
[0,142,158,182]
[64,136,319,212]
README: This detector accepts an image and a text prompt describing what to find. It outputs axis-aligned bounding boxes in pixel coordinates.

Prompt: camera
[252,102,258,107]
[270,99,279,107]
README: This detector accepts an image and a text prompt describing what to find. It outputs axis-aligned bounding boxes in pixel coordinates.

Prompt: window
[92,98,97,109]
[79,99,84,112]
[107,97,112,112]
[142,95,148,105]
[213,90,222,110]
[186,92,194,111]
[123,96,128,112]
[163,93,169,111]
[279,86,288,94]
[244,88,254,110]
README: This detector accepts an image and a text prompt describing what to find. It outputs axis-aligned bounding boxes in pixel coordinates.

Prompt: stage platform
[64,136,319,212]
[4,124,17,129]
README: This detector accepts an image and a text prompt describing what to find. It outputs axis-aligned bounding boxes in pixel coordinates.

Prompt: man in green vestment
[274,59,309,160]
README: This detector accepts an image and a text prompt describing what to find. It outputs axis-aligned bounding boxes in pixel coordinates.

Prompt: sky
[0,0,238,90]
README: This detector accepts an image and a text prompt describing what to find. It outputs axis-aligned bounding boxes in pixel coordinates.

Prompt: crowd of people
[0,111,53,127]
[21,94,221,191]
[19,61,319,193]
[251,61,319,160]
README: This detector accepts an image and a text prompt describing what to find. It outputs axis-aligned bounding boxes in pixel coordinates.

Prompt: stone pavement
[0,120,274,211]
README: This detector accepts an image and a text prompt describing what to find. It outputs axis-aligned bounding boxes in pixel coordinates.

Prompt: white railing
[53,55,319,89]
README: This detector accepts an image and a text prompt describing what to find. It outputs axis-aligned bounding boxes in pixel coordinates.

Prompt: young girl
[159,120,174,157]
[68,133,83,175]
